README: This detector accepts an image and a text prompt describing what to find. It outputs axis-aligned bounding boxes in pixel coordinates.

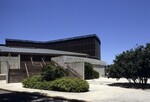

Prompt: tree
[107,43,150,85]
[138,43,150,84]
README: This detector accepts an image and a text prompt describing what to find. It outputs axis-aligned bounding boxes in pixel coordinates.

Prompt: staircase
[8,61,47,83]
[9,69,27,83]
[26,61,42,76]
[8,60,83,83]
[0,74,6,80]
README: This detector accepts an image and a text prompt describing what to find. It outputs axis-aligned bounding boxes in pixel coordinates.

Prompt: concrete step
[0,74,6,80]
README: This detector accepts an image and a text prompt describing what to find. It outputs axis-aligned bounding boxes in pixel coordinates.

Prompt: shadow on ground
[108,82,150,89]
[0,90,86,102]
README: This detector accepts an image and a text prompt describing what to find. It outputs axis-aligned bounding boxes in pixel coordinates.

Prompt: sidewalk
[0,78,150,102]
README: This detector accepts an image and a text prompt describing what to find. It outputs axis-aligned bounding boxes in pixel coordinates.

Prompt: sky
[0,0,150,64]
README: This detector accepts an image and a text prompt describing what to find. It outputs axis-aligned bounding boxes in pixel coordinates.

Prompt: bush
[41,65,67,81]
[22,77,89,92]
[51,78,89,92]
[22,76,52,90]
[85,62,94,79]
[93,70,99,78]
[22,76,42,88]
[85,62,99,79]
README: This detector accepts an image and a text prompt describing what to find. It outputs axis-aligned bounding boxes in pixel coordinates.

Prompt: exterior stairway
[8,61,46,83]
[0,74,6,80]
[8,60,82,83]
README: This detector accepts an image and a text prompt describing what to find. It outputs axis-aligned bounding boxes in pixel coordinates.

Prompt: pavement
[0,78,150,102]
[0,89,73,102]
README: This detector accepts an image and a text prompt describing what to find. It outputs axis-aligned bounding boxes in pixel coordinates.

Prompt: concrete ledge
[0,74,6,80]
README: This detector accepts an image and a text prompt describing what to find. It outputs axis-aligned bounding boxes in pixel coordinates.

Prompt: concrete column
[6,61,10,83]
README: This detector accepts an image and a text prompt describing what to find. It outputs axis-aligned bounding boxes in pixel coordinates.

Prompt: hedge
[22,76,53,90]
[51,77,89,92]
[22,76,89,92]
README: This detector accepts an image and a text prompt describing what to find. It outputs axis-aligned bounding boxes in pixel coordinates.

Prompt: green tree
[138,43,150,85]
[108,43,150,85]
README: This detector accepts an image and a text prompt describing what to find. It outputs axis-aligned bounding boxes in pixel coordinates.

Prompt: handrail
[40,63,43,68]
[41,57,46,65]
[30,57,34,66]
[51,60,61,67]
[25,63,29,77]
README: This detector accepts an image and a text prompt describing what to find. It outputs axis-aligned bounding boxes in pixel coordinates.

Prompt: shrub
[85,62,94,79]
[22,76,52,90]
[22,76,42,88]
[41,65,67,81]
[22,64,90,92]
[51,78,89,92]
[93,70,99,78]
[22,77,89,92]
[85,62,99,79]
[55,66,69,77]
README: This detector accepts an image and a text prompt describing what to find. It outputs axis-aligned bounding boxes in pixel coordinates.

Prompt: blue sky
[0,0,150,64]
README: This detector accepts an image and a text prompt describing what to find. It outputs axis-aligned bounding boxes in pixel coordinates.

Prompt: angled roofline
[5,38,44,44]
[45,34,100,43]
[0,45,88,56]
[5,34,101,44]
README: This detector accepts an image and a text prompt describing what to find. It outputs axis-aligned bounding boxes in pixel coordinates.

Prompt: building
[6,34,101,59]
[0,34,107,83]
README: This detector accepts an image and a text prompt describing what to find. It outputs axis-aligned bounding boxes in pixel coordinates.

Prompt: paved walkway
[0,78,150,102]
[0,89,76,102]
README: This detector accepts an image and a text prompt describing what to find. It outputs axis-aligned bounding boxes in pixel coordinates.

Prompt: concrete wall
[63,56,107,66]
[94,67,105,77]
[52,55,107,77]
[52,56,65,68]
[52,56,107,66]
[66,62,84,79]
[0,61,8,74]
[0,56,20,74]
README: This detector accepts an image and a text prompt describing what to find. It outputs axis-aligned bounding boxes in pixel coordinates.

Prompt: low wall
[52,56,107,77]
[94,67,105,77]
[66,62,84,79]
[52,56,65,67]
[52,57,85,79]
[0,56,20,74]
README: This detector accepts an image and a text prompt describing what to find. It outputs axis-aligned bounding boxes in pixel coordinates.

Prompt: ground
[0,78,150,102]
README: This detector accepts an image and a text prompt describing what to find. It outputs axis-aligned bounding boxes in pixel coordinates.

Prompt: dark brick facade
[6,34,101,59]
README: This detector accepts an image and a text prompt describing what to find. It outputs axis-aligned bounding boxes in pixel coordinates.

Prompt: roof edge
[5,34,101,44]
